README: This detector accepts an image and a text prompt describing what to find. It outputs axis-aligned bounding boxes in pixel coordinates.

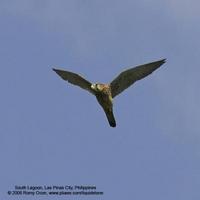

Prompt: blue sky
[0,0,200,199]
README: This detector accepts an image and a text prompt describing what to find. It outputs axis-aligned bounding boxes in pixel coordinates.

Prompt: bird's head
[91,83,103,92]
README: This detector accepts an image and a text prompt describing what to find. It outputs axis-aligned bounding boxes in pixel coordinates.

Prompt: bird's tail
[105,109,116,127]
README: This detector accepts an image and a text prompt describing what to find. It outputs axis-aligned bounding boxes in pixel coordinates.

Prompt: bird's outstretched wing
[53,68,95,95]
[110,59,166,98]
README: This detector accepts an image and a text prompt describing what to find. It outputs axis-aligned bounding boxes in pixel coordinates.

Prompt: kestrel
[53,59,166,127]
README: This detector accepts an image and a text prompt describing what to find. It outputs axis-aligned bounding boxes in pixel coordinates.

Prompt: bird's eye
[97,85,101,91]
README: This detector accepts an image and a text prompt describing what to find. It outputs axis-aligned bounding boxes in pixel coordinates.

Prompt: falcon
[53,59,166,127]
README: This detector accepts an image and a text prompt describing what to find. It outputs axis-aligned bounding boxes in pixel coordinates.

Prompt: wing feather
[53,68,94,94]
[110,59,166,98]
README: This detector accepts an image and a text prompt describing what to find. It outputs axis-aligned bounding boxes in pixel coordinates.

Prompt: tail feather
[105,110,116,127]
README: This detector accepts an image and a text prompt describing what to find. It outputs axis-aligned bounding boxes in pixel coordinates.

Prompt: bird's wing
[110,59,166,98]
[53,68,95,95]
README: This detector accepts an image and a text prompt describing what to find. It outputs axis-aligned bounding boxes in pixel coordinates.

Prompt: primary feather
[110,59,166,98]
[52,68,94,95]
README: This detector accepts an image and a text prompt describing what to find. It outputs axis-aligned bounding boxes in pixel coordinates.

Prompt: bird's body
[53,59,166,127]
[91,84,112,109]
[91,83,116,127]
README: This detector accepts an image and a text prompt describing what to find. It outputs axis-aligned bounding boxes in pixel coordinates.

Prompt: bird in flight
[53,59,166,127]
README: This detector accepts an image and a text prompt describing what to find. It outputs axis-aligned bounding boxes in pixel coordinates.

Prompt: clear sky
[0,0,200,199]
